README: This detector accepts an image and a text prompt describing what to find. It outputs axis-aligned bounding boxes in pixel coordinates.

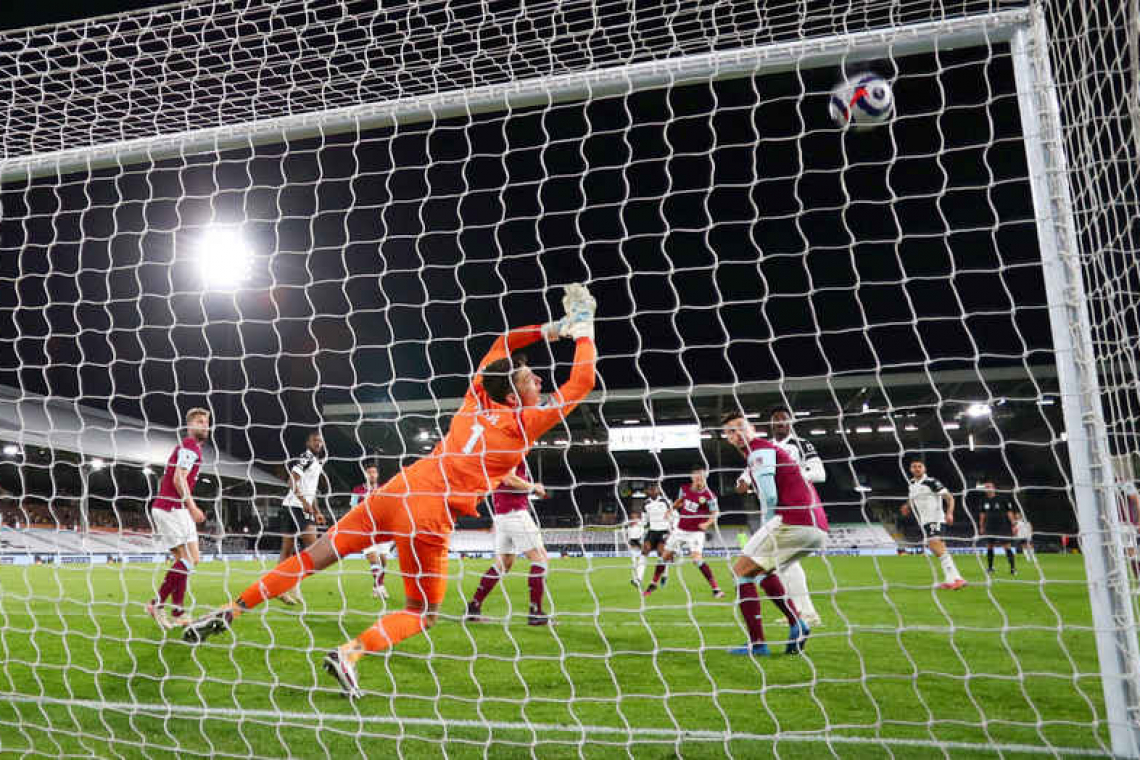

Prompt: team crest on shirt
[698,497,706,504]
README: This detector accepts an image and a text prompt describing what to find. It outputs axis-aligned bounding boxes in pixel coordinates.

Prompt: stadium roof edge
[322,364,1059,419]
[0,385,285,487]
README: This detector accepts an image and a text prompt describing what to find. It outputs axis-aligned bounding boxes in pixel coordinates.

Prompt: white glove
[559,283,596,340]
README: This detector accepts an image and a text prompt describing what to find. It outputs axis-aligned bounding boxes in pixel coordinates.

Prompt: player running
[351,463,392,600]
[977,482,1017,576]
[632,484,671,589]
[184,284,597,699]
[145,408,210,631]
[274,430,327,605]
[902,457,965,590]
[625,510,645,587]
[644,466,724,599]
[464,460,554,625]
[767,406,825,626]
[721,410,828,657]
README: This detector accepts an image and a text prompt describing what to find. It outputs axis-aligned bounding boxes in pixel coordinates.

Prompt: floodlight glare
[198,226,253,289]
[965,403,992,418]
[2,444,19,456]
[89,458,106,471]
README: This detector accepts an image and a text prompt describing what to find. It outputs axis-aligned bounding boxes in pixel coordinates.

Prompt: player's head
[631,510,642,521]
[768,404,794,439]
[983,481,996,497]
[482,352,542,408]
[646,483,660,498]
[185,408,210,441]
[908,456,926,479]
[306,429,325,455]
[690,465,707,490]
[364,462,379,486]
[720,410,754,452]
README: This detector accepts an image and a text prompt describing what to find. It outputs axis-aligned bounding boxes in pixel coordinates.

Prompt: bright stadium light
[2,444,19,456]
[141,466,154,475]
[89,458,105,471]
[965,403,992,418]
[197,226,253,289]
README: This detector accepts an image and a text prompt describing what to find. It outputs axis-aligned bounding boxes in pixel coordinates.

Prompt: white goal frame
[3,5,1137,756]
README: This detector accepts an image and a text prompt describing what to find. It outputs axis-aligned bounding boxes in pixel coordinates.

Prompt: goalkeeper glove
[560,283,596,340]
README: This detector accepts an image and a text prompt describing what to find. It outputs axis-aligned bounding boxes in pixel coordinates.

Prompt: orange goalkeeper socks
[238,550,315,610]
[352,611,427,658]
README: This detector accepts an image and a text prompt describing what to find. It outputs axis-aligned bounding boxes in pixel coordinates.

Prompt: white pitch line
[1,693,1106,756]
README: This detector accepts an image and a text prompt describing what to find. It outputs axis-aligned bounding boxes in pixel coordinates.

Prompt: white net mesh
[1,0,1137,756]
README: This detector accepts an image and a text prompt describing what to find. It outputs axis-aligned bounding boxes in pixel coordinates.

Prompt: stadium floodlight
[2,444,19,456]
[141,466,154,475]
[88,458,105,471]
[965,403,993,418]
[197,226,253,290]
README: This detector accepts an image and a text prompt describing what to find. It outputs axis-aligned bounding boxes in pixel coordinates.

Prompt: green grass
[0,553,1113,758]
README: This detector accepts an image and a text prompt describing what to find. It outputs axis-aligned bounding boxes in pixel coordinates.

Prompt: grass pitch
[0,552,1112,758]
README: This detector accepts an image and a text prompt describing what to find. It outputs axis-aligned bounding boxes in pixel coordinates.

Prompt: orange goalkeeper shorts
[327,479,453,605]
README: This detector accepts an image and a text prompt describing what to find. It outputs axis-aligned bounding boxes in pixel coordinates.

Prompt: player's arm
[288,469,313,515]
[699,499,719,531]
[501,471,547,499]
[520,336,597,436]
[735,470,751,495]
[900,499,911,517]
[800,440,827,483]
[978,508,987,535]
[941,490,955,525]
[173,467,205,524]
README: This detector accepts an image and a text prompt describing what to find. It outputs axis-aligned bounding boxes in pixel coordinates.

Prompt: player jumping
[145,408,210,630]
[644,466,723,599]
[351,462,392,600]
[464,460,553,625]
[183,284,597,700]
[902,457,965,590]
[721,410,828,656]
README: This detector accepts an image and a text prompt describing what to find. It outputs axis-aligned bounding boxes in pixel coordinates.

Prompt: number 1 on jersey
[462,423,485,454]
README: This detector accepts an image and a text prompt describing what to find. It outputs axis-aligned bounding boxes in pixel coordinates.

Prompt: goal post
[3,1,1140,756]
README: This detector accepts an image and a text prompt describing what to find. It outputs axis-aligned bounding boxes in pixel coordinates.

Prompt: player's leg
[183,500,376,643]
[522,545,551,625]
[630,540,647,588]
[467,552,513,621]
[1004,540,1016,574]
[467,515,516,620]
[327,533,449,697]
[645,545,672,597]
[986,537,996,574]
[742,521,825,654]
[147,508,196,630]
[929,532,965,589]
[148,541,186,631]
[692,544,723,598]
[365,548,389,599]
[781,561,821,627]
[285,522,320,604]
[728,555,770,656]
[169,528,200,624]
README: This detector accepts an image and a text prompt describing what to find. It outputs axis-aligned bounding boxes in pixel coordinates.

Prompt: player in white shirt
[767,406,825,626]
[902,457,965,590]
[631,484,672,589]
[1011,508,1035,564]
[277,430,327,605]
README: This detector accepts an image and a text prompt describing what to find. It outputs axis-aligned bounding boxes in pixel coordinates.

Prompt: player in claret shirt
[464,460,553,626]
[145,408,210,631]
[643,466,724,599]
[721,410,828,657]
[351,463,392,600]
[184,284,597,700]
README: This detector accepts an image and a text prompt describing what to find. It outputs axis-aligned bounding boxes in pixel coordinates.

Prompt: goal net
[1,0,1137,756]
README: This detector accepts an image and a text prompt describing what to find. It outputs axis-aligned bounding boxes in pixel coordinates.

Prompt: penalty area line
[2,693,1104,756]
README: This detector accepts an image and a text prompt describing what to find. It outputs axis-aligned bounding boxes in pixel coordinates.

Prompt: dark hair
[691,464,707,473]
[482,353,529,404]
[767,404,793,421]
[908,455,925,465]
[307,429,322,439]
[720,409,746,426]
[363,461,379,472]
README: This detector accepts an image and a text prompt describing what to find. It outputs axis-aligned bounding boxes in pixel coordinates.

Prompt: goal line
[2,693,1105,757]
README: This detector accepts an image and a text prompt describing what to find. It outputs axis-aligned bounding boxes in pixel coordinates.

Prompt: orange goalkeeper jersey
[397,325,596,517]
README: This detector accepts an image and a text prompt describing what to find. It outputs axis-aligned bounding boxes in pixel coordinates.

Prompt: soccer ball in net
[828,72,894,129]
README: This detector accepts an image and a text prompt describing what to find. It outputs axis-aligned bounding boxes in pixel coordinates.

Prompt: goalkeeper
[184,285,598,698]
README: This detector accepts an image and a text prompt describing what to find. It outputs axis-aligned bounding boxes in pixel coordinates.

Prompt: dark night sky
[0,3,1051,478]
